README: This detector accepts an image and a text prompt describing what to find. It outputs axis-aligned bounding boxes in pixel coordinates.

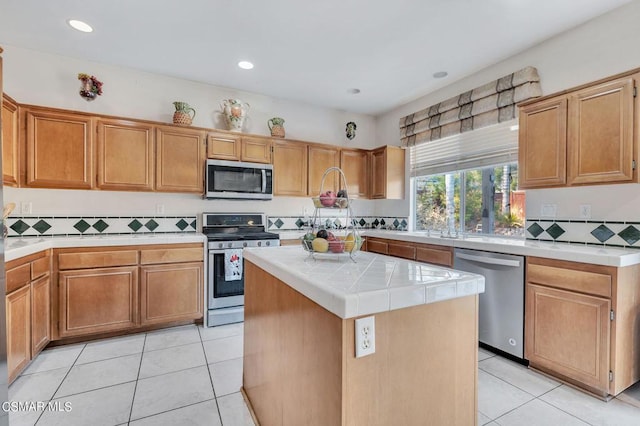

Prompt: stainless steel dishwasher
[453,248,525,359]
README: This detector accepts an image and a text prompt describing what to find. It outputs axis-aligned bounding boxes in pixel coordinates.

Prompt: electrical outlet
[156,204,165,215]
[355,316,376,358]
[579,204,591,219]
[20,202,32,214]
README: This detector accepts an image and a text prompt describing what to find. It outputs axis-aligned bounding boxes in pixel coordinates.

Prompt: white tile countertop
[4,234,207,262]
[243,245,485,319]
[361,230,640,267]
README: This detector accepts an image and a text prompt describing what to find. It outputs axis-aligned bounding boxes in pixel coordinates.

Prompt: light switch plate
[355,316,376,358]
[541,204,557,218]
[579,204,591,219]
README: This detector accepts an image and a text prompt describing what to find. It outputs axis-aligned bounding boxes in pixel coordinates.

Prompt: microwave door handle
[261,169,266,193]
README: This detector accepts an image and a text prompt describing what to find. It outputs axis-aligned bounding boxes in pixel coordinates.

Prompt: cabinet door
[525,283,610,393]
[365,238,388,255]
[340,149,369,198]
[97,119,154,191]
[415,244,453,267]
[518,97,568,188]
[7,285,31,383]
[370,146,405,199]
[207,132,241,161]
[25,108,94,189]
[156,126,205,193]
[2,94,19,186]
[272,140,308,196]
[567,77,634,185]
[242,136,272,164]
[59,266,138,338]
[308,145,339,195]
[370,148,387,199]
[140,262,203,325]
[31,275,50,357]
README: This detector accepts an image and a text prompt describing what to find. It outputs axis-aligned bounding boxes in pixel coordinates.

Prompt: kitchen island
[242,246,485,426]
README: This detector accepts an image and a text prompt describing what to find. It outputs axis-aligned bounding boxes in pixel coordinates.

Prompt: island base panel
[243,260,478,426]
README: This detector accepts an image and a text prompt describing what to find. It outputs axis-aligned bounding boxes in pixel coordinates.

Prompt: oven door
[208,250,245,309]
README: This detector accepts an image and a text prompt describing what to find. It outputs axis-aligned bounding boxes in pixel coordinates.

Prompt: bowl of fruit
[301,230,362,255]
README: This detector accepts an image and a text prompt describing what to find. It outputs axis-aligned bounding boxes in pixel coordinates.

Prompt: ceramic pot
[221,99,250,132]
[268,117,285,138]
[173,101,196,126]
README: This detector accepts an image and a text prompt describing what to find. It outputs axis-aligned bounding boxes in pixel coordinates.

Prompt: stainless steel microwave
[205,159,273,200]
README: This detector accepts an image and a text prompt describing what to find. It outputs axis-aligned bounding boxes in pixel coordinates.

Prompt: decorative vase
[173,101,196,126]
[268,117,285,138]
[221,99,250,132]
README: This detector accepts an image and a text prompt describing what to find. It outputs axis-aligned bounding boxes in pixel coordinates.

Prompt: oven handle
[261,169,267,193]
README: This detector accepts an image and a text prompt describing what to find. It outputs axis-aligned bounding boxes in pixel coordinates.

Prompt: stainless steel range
[203,213,280,327]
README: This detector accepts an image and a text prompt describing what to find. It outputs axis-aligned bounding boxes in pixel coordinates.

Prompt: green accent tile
[591,225,614,243]
[10,220,30,235]
[393,219,400,228]
[176,219,189,231]
[618,225,640,245]
[128,219,143,232]
[545,223,565,240]
[190,219,197,229]
[274,219,284,229]
[295,218,304,228]
[145,219,159,231]
[92,219,109,233]
[527,223,544,238]
[32,220,52,234]
[359,218,367,227]
[74,220,91,233]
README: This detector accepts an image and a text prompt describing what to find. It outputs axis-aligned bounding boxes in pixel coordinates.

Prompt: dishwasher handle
[455,252,521,267]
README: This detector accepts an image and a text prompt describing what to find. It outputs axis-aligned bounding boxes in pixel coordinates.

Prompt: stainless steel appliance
[453,248,525,359]
[203,213,280,326]
[205,159,273,200]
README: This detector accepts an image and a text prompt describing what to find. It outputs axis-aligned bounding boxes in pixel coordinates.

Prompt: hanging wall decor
[345,121,357,140]
[77,73,103,101]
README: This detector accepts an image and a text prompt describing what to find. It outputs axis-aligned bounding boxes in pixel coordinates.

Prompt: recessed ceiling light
[67,19,93,33]
[348,88,361,94]
[238,61,254,70]
[433,71,448,79]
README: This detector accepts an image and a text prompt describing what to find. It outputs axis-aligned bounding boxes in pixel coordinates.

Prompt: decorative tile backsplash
[6,216,198,238]
[267,215,408,232]
[525,219,640,249]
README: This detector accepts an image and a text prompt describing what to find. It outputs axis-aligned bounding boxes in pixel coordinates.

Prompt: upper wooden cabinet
[518,97,567,188]
[370,145,405,199]
[519,72,638,189]
[2,94,19,186]
[207,132,272,164]
[272,139,308,196]
[340,148,369,198]
[308,144,339,195]
[97,119,155,191]
[567,77,635,185]
[156,126,206,193]
[24,108,94,189]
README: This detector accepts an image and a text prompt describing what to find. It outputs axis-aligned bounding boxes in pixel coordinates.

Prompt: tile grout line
[127,333,147,423]
[199,325,225,426]
[533,385,597,426]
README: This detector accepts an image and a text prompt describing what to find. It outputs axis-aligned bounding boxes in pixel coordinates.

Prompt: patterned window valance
[399,66,542,147]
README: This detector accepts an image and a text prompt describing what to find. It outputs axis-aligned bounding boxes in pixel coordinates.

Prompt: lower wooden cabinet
[140,262,203,325]
[54,243,204,340]
[58,266,139,338]
[6,285,31,383]
[31,274,51,356]
[364,237,453,267]
[525,257,640,397]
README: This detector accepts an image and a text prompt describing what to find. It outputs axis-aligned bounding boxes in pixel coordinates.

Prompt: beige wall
[375,0,640,221]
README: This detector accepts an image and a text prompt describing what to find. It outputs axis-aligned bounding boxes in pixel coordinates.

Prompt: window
[414,163,525,237]
[409,119,524,237]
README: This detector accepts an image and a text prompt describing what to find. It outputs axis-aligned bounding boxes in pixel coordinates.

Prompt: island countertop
[243,245,485,319]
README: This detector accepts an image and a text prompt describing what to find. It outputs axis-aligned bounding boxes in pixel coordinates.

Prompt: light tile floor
[8,324,640,425]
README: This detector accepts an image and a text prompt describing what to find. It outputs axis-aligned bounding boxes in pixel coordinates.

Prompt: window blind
[410,119,518,176]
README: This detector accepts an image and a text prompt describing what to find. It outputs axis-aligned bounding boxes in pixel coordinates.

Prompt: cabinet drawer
[527,263,611,298]
[140,247,203,265]
[366,239,388,255]
[388,243,416,260]
[58,250,138,270]
[6,264,30,294]
[416,245,453,267]
[31,255,50,280]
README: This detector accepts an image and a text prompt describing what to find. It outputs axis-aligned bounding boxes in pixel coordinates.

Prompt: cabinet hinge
[609,371,614,382]
[633,160,637,170]
[610,310,615,321]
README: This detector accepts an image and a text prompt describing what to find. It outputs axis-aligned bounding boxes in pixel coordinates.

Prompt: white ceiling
[0,0,631,115]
